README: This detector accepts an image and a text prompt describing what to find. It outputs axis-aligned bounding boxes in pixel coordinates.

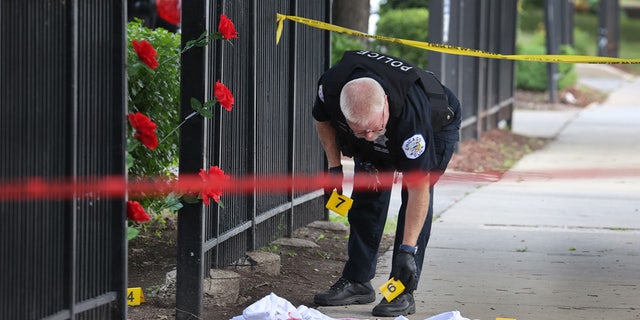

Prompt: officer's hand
[324,165,344,198]
[391,251,418,292]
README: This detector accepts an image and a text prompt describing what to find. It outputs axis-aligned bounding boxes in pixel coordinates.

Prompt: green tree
[372,8,429,68]
[379,0,429,14]
[331,34,367,66]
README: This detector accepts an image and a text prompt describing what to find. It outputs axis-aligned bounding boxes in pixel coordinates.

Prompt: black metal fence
[176,0,330,317]
[0,0,127,319]
[1,0,517,318]
[428,0,518,142]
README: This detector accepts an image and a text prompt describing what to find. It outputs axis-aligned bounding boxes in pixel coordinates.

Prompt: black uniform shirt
[313,71,437,173]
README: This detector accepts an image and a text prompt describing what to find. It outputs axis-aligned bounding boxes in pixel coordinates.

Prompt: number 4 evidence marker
[126,287,146,306]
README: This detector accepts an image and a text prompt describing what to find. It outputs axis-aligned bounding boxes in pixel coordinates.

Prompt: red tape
[0,168,636,202]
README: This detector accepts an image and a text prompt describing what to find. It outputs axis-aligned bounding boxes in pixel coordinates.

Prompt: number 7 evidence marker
[325,190,353,216]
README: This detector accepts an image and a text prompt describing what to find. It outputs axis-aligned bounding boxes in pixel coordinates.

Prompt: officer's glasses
[351,107,386,138]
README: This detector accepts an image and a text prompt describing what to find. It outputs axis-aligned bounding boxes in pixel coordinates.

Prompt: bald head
[340,77,386,126]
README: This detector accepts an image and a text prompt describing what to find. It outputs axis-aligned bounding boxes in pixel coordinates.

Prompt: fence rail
[176,0,330,318]
[1,1,516,319]
[428,0,518,141]
[0,0,127,319]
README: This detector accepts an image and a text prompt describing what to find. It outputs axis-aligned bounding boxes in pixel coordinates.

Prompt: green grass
[328,211,398,235]
[518,8,640,73]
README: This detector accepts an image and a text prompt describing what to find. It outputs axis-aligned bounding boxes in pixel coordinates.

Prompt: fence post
[598,0,620,57]
[176,0,209,318]
[544,0,561,103]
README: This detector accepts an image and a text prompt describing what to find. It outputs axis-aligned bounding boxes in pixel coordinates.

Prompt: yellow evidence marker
[325,190,353,216]
[379,278,405,302]
[127,287,146,306]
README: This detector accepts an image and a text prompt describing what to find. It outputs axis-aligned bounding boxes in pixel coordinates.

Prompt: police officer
[312,50,461,317]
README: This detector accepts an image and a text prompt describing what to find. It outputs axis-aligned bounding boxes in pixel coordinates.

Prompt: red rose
[199,165,229,205]
[214,81,234,111]
[127,200,151,222]
[127,112,159,150]
[218,14,238,40]
[156,0,181,25]
[131,39,159,70]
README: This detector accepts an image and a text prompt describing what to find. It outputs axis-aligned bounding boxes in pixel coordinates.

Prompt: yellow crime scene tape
[276,13,640,64]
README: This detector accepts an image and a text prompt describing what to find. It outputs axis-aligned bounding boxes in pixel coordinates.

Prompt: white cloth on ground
[230,292,472,320]
[229,292,338,320]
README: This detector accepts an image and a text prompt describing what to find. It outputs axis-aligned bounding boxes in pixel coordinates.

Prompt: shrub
[331,33,367,66]
[371,8,429,68]
[515,31,577,91]
[127,20,181,178]
[516,41,547,91]
[572,28,594,56]
[557,46,578,89]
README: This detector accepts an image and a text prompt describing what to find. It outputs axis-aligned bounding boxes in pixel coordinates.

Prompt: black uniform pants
[341,160,434,284]
[341,83,461,287]
[341,113,460,285]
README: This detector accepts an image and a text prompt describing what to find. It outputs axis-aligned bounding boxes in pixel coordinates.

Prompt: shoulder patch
[318,84,325,102]
[402,134,425,159]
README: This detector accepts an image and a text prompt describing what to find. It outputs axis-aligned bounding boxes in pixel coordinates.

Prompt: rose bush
[156,0,181,26]
[126,15,238,239]
[128,112,159,150]
[127,200,151,222]
[199,166,230,206]
[131,39,160,70]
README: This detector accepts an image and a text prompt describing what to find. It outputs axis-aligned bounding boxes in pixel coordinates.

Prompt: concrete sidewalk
[318,65,640,320]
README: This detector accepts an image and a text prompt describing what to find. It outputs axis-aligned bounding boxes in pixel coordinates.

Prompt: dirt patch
[127,86,602,319]
[128,225,394,320]
[514,86,606,110]
[447,129,549,175]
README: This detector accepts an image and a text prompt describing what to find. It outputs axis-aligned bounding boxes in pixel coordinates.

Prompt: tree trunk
[332,0,370,33]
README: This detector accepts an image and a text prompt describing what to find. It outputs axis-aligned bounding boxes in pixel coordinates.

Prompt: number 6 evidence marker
[379,278,405,302]
[324,190,353,216]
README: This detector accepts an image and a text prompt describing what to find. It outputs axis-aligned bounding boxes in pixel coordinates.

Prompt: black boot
[313,277,376,306]
[371,292,415,317]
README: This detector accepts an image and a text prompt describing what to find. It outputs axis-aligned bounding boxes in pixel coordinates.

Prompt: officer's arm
[403,173,431,246]
[315,120,342,168]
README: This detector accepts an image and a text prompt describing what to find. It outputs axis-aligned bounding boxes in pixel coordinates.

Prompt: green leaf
[196,108,213,118]
[127,226,140,241]
[184,40,196,50]
[194,39,209,47]
[182,195,200,204]
[209,32,223,41]
[127,139,140,152]
[217,200,225,209]
[163,193,184,211]
[128,62,143,77]
[126,152,135,170]
[168,201,184,211]
[190,97,202,111]
[192,98,214,118]
[201,108,214,118]
[184,31,208,50]
[203,99,217,109]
